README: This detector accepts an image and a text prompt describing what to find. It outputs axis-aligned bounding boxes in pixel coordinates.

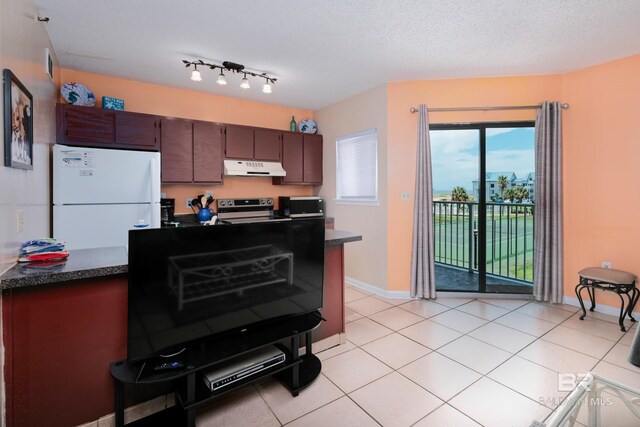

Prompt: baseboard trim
[344,278,639,318]
[345,277,536,300]
[345,277,412,299]
[562,295,640,318]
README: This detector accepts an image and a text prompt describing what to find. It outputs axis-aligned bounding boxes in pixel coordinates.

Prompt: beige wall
[314,85,388,291]
[0,0,59,424]
[386,75,564,292]
[561,54,640,308]
[0,0,58,272]
[323,55,639,305]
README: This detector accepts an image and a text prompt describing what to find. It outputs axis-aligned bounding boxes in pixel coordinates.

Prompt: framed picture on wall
[3,69,34,170]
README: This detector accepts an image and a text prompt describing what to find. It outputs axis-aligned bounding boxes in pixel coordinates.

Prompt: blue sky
[430,127,535,194]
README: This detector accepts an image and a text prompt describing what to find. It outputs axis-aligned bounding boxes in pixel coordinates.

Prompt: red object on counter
[19,251,70,262]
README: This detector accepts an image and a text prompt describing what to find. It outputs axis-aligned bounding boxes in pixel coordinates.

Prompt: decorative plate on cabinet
[298,119,318,134]
[61,82,96,106]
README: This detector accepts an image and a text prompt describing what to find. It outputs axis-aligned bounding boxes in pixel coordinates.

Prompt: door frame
[430,120,535,293]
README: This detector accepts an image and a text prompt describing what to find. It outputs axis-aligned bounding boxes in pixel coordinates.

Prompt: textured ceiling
[35,0,640,110]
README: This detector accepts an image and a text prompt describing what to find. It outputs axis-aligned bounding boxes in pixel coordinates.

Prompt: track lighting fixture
[183,59,277,93]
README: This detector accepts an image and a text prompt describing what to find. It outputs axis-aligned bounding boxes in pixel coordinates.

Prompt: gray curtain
[533,101,563,303]
[410,104,436,299]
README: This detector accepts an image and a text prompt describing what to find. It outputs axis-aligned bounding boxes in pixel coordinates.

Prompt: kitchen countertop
[0,246,128,290]
[325,229,362,246]
[0,229,362,290]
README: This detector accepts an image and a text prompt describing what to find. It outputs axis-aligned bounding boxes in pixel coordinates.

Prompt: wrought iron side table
[575,267,638,331]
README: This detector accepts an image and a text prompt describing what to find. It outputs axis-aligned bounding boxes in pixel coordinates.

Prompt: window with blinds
[336,129,378,203]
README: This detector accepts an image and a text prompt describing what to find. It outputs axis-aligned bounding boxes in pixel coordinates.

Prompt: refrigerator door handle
[150,156,160,226]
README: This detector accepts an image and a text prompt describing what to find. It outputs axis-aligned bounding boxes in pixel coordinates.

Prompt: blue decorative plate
[61,82,96,106]
[298,119,318,134]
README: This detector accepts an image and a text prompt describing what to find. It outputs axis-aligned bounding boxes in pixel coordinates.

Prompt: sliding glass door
[430,122,535,294]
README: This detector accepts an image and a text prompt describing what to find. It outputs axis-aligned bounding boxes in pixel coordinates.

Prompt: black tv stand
[110,312,323,427]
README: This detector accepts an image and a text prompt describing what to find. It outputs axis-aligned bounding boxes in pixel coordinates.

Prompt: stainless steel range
[216,198,290,224]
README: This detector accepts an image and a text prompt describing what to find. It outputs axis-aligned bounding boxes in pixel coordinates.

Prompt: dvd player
[202,346,286,392]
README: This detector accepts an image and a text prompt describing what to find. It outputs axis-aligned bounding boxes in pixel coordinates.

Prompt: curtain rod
[409,103,569,113]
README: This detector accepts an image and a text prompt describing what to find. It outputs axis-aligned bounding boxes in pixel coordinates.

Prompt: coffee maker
[160,198,175,225]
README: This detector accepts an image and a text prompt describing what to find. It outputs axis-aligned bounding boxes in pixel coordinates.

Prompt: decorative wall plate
[298,119,318,134]
[61,82,96,106]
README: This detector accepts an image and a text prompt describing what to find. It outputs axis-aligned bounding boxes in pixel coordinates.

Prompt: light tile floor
[196,286,640,426]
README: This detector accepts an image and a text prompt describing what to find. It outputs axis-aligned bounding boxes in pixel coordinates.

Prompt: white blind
[336,129,377,201]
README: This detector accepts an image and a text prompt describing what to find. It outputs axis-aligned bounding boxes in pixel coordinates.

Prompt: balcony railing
[433,201,534,283]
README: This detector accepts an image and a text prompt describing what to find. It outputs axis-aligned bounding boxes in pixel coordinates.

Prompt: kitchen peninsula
[0,229,361,427]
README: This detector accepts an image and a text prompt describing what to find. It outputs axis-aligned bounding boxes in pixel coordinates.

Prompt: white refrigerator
[53,144,161,250]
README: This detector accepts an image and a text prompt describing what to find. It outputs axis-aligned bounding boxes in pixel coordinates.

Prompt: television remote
[153,361,184,371]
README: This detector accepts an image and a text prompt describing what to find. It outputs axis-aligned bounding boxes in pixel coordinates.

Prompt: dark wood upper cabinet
[114,112,158,150]
[303,134,323,184]
[278,132,304,184]
[160,118,193,183]
[274,132,323,185]
[57,104,115,146]
[225,125,254,160]
[57,103,321,185]
[193,121,224,183]
[225,125,282,162]
[56,103,158,151]
[254,129,281,161]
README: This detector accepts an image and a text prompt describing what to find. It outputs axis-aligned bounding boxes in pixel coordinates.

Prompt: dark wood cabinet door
[280,132,303,183]
[303,134,323,184]
[254,129,281,161]
[115,112,158,150]
[58,104,116,146]
[225,125,254,160]
[161,118,193,183]
[193,121,224,183]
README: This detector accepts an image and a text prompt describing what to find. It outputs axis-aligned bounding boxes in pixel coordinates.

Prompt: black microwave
[279,196,325,218]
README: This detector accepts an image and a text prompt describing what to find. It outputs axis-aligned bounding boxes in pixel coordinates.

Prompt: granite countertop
[0,230,362,290]
[325,229,362,246]
[0,246,128,290]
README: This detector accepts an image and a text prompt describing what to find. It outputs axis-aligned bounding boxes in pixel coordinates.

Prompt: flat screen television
[127,218,325,364]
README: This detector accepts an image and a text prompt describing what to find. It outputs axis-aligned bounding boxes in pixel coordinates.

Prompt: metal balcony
[433,201,534,293]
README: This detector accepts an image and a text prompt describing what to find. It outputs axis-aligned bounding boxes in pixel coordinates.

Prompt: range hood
[223,160,286,177]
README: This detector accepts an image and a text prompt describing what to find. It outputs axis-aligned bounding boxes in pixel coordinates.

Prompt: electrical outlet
[601,261,612,269]
[401,191,411,200]
[186,198,193,209]
[205,191,213,198]
[16,210,24,232]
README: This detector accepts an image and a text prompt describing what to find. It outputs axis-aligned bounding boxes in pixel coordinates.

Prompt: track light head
[240,74,250,89]
[262,80,272,94]
[190,68,202,82]
[216,71,227,85]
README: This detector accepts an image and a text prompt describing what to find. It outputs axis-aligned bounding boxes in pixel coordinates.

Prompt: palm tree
[497,175,509,197]
[503,188,516,202]
[451,186,470,201]
[514,187,530,203]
